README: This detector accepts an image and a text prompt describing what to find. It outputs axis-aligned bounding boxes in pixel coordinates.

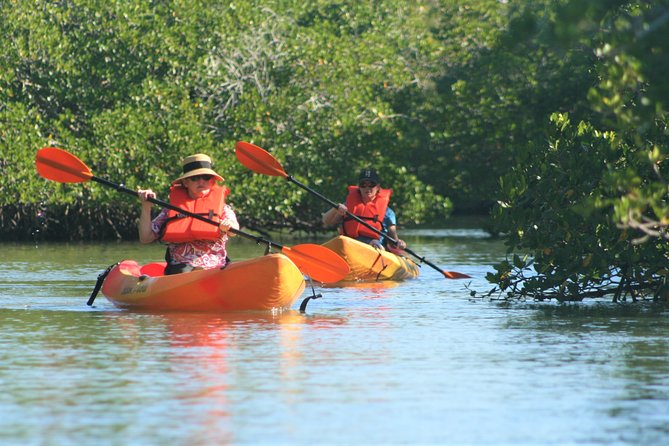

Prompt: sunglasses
[359,182,377,188]
[188,174,213,182]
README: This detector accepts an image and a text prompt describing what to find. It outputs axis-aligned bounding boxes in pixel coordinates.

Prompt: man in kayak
[137,153,239,275]
[322,168,407,252]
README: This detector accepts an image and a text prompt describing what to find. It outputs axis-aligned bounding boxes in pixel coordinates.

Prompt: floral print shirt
[151,205,238,269]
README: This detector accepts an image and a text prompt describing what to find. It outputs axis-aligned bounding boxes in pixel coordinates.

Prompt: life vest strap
[343,214,379,223]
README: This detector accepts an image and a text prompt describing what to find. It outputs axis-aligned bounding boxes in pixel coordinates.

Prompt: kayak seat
[139,262,167,277]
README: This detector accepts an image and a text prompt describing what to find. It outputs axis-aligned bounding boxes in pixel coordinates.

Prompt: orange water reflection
[105,309,347,442]
[322,280,402,290]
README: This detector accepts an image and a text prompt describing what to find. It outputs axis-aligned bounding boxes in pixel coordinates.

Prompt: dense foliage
[485,0,669,301]
[1,0,457,241]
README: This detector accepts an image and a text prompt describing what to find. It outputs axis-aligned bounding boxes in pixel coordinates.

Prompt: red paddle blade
[235,141,288,177]
[36,147,93,183]
[281,244,350,283]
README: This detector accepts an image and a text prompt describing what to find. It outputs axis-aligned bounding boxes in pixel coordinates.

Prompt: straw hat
[172,154,224,184]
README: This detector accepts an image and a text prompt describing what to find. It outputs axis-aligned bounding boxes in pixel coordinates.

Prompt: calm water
[1,229,668,445]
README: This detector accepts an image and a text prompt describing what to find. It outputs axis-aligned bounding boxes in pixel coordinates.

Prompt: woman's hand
[137,189,156,206]
[219,218,238,235]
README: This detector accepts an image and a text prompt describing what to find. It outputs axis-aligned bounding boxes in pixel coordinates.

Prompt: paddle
[35,147,350,283]
[235,141,471,279]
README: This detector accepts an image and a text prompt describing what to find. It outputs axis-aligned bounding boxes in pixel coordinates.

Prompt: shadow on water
[495,300,669,320]
[493,300,669,339]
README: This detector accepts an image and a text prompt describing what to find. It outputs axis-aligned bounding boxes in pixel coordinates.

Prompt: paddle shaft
[91,175,286,249]
[285,175,467,279]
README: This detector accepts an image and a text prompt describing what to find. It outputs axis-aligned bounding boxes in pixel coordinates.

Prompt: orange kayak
[100,253,305,311]
[322,236,420,282]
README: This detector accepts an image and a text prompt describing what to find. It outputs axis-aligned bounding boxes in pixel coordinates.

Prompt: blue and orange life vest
[160,184,230,243]
[341,185,392,240]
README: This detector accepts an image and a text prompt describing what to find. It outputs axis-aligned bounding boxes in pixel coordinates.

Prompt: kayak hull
[101,253,305,311]
[322,236,420,282]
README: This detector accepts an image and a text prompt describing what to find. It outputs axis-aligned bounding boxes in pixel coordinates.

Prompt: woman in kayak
[322,168,407,252]
[137,153,239,275]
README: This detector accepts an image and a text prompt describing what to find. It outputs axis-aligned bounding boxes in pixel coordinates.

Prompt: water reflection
[172,309,344,444]
[1,307,352,444]
[322,280,401,290]
[485,300,669,445]
[3,235,669,445]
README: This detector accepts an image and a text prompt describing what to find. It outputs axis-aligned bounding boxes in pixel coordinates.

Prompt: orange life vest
[341,186,391,239]
[160,184,230,243]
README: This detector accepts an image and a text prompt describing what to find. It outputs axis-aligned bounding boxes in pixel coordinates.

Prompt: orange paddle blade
[281,244,350,283]
[235,141,288,177]
[36,147,93,183]
[443,270,471,279]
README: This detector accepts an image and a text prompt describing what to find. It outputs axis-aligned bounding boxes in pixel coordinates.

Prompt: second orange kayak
[322,236,420,282]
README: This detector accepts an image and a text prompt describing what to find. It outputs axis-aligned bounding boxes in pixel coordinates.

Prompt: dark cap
[358,168,380,185]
